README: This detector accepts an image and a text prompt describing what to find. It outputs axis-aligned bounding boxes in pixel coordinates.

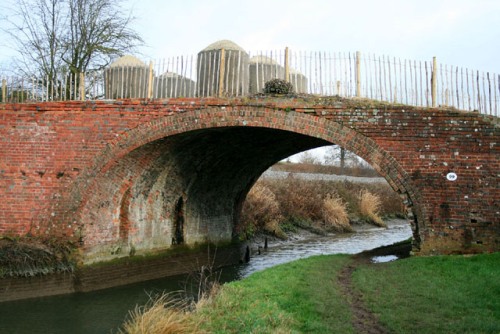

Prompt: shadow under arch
[66,107,424,260]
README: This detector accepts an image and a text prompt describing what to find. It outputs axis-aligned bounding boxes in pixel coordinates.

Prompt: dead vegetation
[359,189,386,227]
[240,177,404,239]
[322,194,353,232]
[0,236,75,278]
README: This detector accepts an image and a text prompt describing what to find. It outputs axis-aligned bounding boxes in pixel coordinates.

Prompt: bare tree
[3,0,143,98]
[63,0,143,74]
[298,151,321,165]
[324,145,362,171]
[4,0,66,78]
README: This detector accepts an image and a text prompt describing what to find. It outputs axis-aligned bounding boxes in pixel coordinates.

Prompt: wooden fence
[1,49,498,117]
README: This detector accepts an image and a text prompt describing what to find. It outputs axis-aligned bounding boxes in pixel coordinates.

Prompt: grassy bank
[240,177,405,238]
[195,255,354,333]
[121,251,500,333]
[354,253,500,333]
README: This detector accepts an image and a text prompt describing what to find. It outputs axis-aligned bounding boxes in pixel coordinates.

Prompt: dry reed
[322,194,353,232]
[119,292,200,334]
[240,183,283,237]
[359,190,386,227]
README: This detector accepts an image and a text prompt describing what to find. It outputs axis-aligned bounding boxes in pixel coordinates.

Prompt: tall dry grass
[322,194,353,232]
[240,183,285,238]
[240,177,405,237]
[359,190,385,227]
[119,293,200,334]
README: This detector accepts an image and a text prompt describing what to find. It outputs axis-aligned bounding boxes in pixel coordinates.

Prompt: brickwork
[0,97,498,260]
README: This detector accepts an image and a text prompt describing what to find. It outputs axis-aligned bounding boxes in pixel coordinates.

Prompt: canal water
[0,219,412,334]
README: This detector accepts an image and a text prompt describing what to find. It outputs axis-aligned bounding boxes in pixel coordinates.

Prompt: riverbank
[0,242,243,302]
[240,176,406,241]
[131,246,499,333]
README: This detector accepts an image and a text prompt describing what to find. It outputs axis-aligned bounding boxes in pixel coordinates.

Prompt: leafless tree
[324,145,362,171]
[298,151,321,165]
[3,0,143,97]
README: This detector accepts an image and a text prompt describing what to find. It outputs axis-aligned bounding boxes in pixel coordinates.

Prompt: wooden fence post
[431,56,437,107]
[147,61,154,99]
[284,47,290,82]
[218,48,226,97]
[1,79,6,103]
[79,72,85,101]
[356,51,361,97]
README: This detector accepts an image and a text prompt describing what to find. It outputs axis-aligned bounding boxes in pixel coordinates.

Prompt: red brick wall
[0,98,498,257]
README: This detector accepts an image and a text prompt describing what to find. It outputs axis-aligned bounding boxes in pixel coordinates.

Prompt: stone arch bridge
[0,97,498,263]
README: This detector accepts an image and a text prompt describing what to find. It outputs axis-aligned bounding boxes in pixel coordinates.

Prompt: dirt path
[337,242,411,333]
[338,256,389,334]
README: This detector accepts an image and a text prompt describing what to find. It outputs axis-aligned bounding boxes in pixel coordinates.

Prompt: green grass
[195,255,355,333]
[353,253,500,334]
[122,252,500,333]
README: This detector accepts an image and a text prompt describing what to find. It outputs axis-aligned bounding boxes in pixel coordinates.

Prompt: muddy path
[337,242,412,333]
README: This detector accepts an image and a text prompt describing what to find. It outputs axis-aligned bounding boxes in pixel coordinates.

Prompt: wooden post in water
[284,47,290,82]
[218,48,226,97]
[431,56,437,107]
[356,51,361,97]
[244,245,250,263]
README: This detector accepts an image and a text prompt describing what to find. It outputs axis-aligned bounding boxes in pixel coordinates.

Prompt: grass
[194,255,354,333]
[353,253,500,334]
[358,189,385,227]
[120,252,500,333]
[240,177,405,238]
[239,182,285,238]
[0,236,75,278]
[322,194,352,232]
[119,293,196,334]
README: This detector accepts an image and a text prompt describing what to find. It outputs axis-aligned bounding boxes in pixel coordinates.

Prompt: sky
[121,0,500,74]
[1,0,500,74]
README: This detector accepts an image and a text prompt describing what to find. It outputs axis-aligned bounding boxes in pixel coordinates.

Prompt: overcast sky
[123,0,500,74]
[1,0,499,74]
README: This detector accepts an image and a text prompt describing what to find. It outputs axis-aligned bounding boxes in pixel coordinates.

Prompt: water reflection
[0,219,411,333]
[372,255,399,263]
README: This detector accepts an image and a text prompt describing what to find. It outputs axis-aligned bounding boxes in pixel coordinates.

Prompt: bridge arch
[69,107,422,262]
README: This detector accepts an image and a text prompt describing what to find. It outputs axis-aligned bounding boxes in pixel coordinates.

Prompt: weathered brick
[0,98,498,260]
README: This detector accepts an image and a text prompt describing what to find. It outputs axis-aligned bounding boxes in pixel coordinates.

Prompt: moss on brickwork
[81,240,237,270]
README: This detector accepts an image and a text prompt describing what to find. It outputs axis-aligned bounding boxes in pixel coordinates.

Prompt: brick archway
[69,107,422,262]
[2,98,497,260]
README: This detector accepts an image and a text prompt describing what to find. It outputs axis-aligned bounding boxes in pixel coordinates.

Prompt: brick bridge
[0,97,498,263]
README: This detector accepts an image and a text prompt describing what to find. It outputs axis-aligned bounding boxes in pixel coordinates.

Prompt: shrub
[322,194,353,232]
[263,79,293,95]
[240,176,405,237]
[359,190,385,227]
[240,183,282,237]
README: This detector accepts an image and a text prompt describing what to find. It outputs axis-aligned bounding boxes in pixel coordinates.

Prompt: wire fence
[1,49,498,116]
